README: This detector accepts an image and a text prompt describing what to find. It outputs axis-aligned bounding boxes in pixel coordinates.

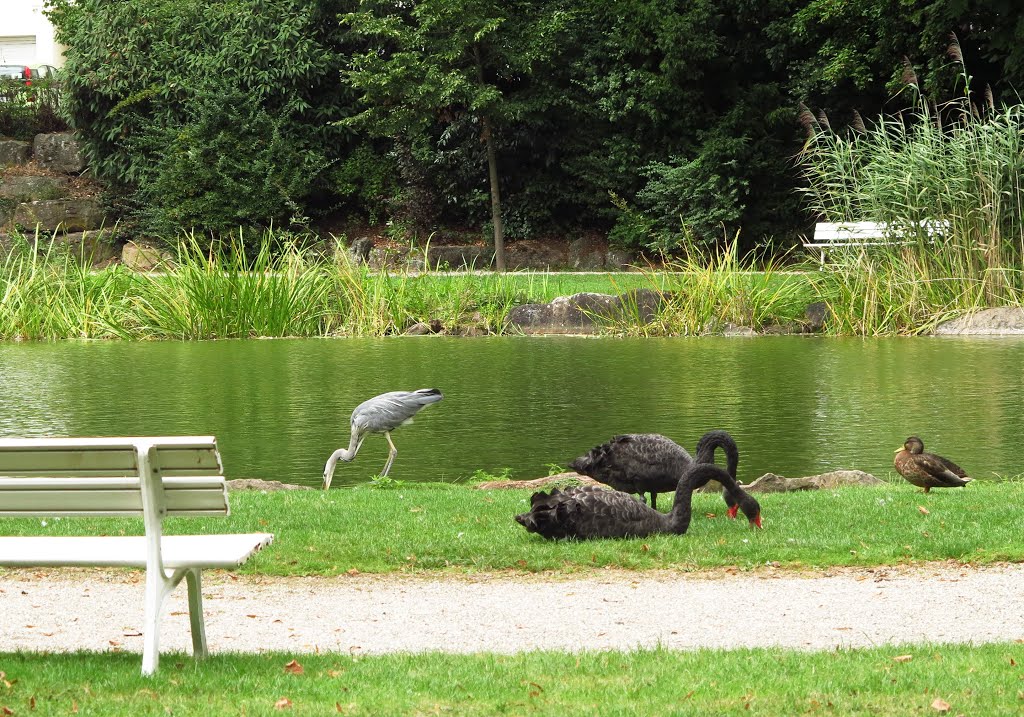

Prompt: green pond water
[0,336,1021,488]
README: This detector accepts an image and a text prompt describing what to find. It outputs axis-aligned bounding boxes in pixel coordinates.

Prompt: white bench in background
[0,436,274,675]
[804,220,948,266]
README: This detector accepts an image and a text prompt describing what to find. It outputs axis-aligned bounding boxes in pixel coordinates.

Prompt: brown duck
[893,436,972,492]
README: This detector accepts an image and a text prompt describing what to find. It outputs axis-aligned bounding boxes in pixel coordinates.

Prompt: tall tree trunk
[481,115,506,271]
[474,45,505,271]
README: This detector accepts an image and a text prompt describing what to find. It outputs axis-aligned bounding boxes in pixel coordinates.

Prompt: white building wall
[0,0,65,66]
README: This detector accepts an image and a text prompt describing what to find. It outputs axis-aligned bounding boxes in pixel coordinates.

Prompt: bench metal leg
[185,568,208,658]
[141,567,204,675]
[141,569,175,675]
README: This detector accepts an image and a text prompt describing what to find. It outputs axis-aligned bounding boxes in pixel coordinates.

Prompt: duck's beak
[894,446,904,453]
[751,514,763,529]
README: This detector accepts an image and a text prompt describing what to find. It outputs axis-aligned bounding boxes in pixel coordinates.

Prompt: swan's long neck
[322,428,363,489]
[694,430,738,477]
[665,467,701,534]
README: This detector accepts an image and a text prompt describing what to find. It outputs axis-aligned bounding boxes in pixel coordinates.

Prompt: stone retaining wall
[0,131,116,263]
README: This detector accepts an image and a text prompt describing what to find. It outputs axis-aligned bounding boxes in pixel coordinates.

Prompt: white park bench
[0,436,274,675]
[804,220,948,266]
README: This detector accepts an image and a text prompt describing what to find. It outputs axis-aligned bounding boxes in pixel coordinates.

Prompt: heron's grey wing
[352,391,438,432]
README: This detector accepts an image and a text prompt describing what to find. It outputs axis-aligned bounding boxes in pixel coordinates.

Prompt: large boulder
[121,241,172,271]
[743,470,882,492]
[59,231,120,265]
[934,307,1024,335]
[505,240,569,270]
[33,132,85,174]
[0,175,69,202]
[0,139,32,167]
[14,198,104,232]
[507,289,665,334]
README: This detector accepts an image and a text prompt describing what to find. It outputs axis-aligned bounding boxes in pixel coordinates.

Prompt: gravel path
[2,562,1022,657]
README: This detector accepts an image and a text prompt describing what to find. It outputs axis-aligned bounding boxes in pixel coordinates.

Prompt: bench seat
[0,533,273,569]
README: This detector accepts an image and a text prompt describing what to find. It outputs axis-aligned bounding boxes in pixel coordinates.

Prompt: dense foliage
[44,0,1024,255]
[0,78,68,139]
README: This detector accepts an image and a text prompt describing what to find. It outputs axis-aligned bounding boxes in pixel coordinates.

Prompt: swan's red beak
[727,505,739,519]
[751,514,762,529]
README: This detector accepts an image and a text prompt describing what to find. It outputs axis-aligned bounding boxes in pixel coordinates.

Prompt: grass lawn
[1,481,1022,714]
[0,643,1021,716]
[1,480,1020,576]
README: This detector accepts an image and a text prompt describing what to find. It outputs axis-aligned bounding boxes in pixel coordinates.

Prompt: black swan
[323,389,443,488]
[568,429,739,510]
[894,436,971,493]
[515,461,762,540]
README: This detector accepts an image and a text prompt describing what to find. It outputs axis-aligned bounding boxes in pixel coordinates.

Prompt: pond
[0,336,1021,488]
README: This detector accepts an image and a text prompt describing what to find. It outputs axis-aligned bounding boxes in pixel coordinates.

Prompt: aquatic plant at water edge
[799,50,1024,333]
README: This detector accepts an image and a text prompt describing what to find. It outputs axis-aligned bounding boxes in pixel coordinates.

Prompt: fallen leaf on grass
[918,506,930,515]
[893,655,913,663]
[2,705,13,715]
[931,698,950,712]
[284,660,304,675]
[275,697,292,709]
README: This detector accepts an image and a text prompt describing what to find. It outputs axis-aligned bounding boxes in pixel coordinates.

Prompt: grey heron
[322,388,444,489]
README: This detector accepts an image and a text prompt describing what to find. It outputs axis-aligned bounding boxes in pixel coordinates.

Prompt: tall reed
[799,49,1024,333]
[0,232,136,340]
[600,239,810,336]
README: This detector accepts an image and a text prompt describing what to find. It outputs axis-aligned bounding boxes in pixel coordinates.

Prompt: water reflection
[0,336,1021,487]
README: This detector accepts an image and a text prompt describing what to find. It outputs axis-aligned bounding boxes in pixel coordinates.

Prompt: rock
[60,231,120,265]
[122,241,172,271]
[803,301,829,333]
[0,139,32,167]
[723,324,757,337]
[605,246,639,269]
[33,132,85,174]
[505,240,569,270]
[507,289,666,334]
[743,470,882,493]
[427,245,494,270]
[367,244,409,270]
[474,472,600,490]
[0,175,69,202]
[227,478,312,491]
[568,235,607,270]
[405,319,444,335]
[934,307,1024,335]
[13,198,105,232]
[347,236,373,264]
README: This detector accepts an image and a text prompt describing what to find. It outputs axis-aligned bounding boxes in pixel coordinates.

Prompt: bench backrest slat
[0,476,229,516]
[0,437,228,518]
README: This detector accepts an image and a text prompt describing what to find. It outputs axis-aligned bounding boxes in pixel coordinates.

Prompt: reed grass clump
[599,240,810,336]
[799,47,1024,334]
[0,231,650,339]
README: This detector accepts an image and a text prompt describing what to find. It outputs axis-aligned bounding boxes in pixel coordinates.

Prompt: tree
[343,0,571,270]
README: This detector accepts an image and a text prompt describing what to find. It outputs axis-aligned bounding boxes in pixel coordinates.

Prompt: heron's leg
[380,431,398,476]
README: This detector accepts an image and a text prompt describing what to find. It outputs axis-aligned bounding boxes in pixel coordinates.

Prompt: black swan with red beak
[515,460,762,540]
[568,429,739,511]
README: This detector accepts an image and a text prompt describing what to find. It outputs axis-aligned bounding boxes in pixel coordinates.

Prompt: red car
[0,64,58,85]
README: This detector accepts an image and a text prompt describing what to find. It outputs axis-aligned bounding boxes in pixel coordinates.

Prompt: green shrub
[133,91,328,236]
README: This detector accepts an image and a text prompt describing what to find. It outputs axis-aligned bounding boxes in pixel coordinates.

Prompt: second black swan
[515,461,762,540]
[568,429,739,510]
